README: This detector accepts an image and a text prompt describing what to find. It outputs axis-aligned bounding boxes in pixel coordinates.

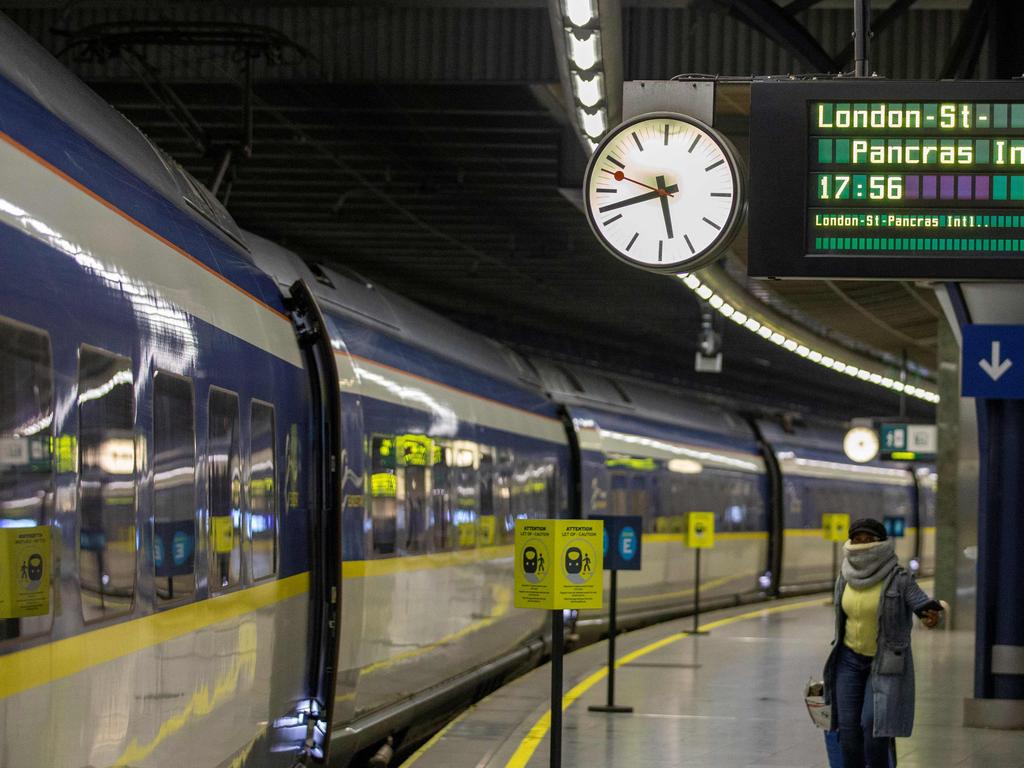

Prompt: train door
[286,282,343,763]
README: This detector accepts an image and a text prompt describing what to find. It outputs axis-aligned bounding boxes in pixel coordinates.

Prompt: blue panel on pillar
[588,514,643,571]
[962,325,1024,398]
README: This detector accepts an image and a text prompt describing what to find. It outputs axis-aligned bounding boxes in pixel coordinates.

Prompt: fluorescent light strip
[677,274,940,404]
[561,1,607,152]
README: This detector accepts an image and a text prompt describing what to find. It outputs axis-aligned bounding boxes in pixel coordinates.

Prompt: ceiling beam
[715,0,838,72]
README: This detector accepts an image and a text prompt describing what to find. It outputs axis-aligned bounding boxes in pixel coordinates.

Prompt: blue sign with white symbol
[618,526,638,562]
[963,324,1024,399]
[883,516,906,539]
[153,520,195,577]
[587,514,643,571]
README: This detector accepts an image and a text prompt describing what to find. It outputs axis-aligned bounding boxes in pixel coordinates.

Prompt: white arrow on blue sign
[963,325,1024,399]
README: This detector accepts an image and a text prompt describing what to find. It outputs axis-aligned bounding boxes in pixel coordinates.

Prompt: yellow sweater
[842,581,883,657]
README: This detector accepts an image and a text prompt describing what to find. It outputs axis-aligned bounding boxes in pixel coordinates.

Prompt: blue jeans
[835,645,892,768]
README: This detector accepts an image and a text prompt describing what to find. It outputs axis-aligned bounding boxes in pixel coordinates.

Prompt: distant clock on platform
[583,112,745,273]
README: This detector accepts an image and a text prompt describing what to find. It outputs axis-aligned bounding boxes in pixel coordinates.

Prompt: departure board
[749,80,1024,279]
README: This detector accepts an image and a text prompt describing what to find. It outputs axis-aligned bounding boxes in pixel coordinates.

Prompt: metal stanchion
[550,608,564,768]
[589,570,633,713]
[691,547,709,635]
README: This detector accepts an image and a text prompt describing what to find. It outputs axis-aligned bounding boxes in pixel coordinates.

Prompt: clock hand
[607,169,675,197]
[656,174,674,239]
[598,183,680,213]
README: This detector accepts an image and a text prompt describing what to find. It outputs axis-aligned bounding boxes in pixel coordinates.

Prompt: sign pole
[691,547,709,635]
[550,608,564,768]
[589,569,633,713]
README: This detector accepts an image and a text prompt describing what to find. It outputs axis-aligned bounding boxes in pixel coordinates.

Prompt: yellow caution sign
[515,519,554,609]
[0,525,51,618]
[822,513,851,542]
[687,512,716,549]
[555,520,602,609]
[515,519,603,610]
[211,515,235,554]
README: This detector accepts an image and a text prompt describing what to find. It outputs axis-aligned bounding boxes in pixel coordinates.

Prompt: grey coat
[823,566,933,738]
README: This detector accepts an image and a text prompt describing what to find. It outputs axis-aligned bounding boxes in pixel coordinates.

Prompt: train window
[431,443,453,551]
[493,462,513,544]
[249,401,277,580]
[369,435,399,556]
[153,372,196,603]
[478,451,496,546]
[396,434,431,554]
[0,318,54,642]
[454,464,479,550]
[208,389,241,591]
[78,347,135,622]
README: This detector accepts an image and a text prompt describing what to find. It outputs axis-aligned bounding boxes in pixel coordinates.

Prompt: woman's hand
[920,609,941,629]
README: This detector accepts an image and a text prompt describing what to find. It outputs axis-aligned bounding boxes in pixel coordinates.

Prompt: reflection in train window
[399,434,431,553]
[452,443,478,550]
[431,442,454,551]
[153,372,196,603]
[369,435,398,556]
[478,451,495,546]
[78,347,135,621]
[208,389,241,590]
[0,318,54,642]
[250,401,277,580]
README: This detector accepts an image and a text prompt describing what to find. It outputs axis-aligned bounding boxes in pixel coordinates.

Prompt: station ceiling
[4,0,997,421]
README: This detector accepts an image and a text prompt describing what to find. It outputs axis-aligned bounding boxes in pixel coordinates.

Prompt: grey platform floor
[401,591,1024,768]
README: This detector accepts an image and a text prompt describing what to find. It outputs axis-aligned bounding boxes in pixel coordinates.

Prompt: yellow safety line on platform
[502,596,830,768]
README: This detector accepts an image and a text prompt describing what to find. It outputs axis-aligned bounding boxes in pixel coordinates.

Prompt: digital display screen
[749,82,1024,279]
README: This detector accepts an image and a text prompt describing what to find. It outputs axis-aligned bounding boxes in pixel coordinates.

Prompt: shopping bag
[805,679,830,729]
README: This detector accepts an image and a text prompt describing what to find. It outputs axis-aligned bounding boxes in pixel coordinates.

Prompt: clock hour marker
[684,235,695,254]
[688,135,701,153]
[705,159,725,172]
[664,125,670,145]
[596,188,616,193]
[703,217,722,230]
[626,232,639,251]
[632,132,644,151]
[608,156,625,169]
[658,240,663,261]
[710,192,732,197]
[603,214,623,225]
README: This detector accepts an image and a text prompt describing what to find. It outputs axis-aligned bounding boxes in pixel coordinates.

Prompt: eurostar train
[0,14,935,768]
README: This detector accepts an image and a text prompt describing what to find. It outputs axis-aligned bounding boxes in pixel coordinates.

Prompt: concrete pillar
[939,283,1024,728]
[934,314,965,627]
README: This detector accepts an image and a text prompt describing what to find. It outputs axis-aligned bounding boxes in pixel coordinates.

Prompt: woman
[823,518,942,767]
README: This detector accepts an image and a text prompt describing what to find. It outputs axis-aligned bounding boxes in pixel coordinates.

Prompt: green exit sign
[880,423,937,461]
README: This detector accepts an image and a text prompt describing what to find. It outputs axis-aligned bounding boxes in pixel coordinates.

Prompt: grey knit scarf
[841,539,898,588]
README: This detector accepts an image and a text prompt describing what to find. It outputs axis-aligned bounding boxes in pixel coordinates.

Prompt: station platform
[401,589,1023,768]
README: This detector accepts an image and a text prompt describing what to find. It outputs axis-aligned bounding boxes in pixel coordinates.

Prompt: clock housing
[583,112,745,274]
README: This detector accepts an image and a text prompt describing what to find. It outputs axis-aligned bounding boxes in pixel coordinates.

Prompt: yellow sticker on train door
[479,516,496,546]
[211,516,235,554]
[0,526,51,618]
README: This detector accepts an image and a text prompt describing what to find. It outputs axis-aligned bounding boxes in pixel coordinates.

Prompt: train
[0,13,935,768]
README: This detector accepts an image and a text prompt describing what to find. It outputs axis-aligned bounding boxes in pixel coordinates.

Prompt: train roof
[531,358,759,442]
[244,231,543,391]
[0,12,245,249]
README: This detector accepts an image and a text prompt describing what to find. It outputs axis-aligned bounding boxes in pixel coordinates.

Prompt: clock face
[584,113,744,273]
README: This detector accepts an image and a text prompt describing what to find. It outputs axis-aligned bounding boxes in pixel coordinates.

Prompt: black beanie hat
[848,517,888,541]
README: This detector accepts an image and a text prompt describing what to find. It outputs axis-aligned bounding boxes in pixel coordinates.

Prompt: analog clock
[583,112,745,273]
